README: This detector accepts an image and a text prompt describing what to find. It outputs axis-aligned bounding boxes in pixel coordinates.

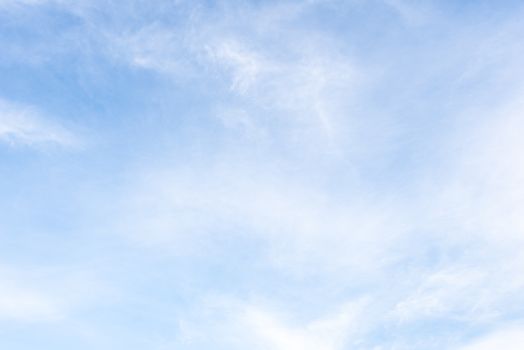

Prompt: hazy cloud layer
[1,1,524,349]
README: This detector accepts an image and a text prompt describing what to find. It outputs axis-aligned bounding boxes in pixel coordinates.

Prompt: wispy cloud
[0,282,62,322]
[0,264,104,324]
[458,325,524,350]
[98,1,362,153]
[114,159,408,279]
[2,0,524,349]
[0,99,77,148]
[173,296,368,350]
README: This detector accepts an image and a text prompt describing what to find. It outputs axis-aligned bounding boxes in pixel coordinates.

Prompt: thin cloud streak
[0,99,77,148]
[1,1,524,349]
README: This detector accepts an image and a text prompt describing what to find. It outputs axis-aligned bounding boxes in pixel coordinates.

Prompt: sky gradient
[1,1,524,349]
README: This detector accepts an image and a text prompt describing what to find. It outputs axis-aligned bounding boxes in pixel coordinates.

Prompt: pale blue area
[1,1,524,349]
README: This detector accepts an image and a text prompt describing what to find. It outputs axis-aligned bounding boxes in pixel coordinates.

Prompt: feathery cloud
[0,99,77,147]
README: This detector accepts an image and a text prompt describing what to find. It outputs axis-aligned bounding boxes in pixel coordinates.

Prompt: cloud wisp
[2,1,524,349]
[0,99,77,148]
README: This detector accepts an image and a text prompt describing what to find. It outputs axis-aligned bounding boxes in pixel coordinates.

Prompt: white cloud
[0,263,112,325]
[0,99,77,147]
[458,325,524,350]
[1,1,521,347]
[175,296,368,350]
[0,283,63,322]
[240,302,364,350]
[206,37,356,139]
[111,24,186,75]
[0,266,64,323]
[391,267,498,323]
[422,95,524,251]
[200,24,359,150]
[206,39,266,94]
[99,1,362,153]
[368,95,524,335]
[115,160,408,278]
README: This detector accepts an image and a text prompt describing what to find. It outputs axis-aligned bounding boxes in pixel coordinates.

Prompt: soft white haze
[1,1,524,349]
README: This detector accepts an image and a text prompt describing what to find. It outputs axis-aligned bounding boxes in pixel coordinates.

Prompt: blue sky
[1,0,524,349]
